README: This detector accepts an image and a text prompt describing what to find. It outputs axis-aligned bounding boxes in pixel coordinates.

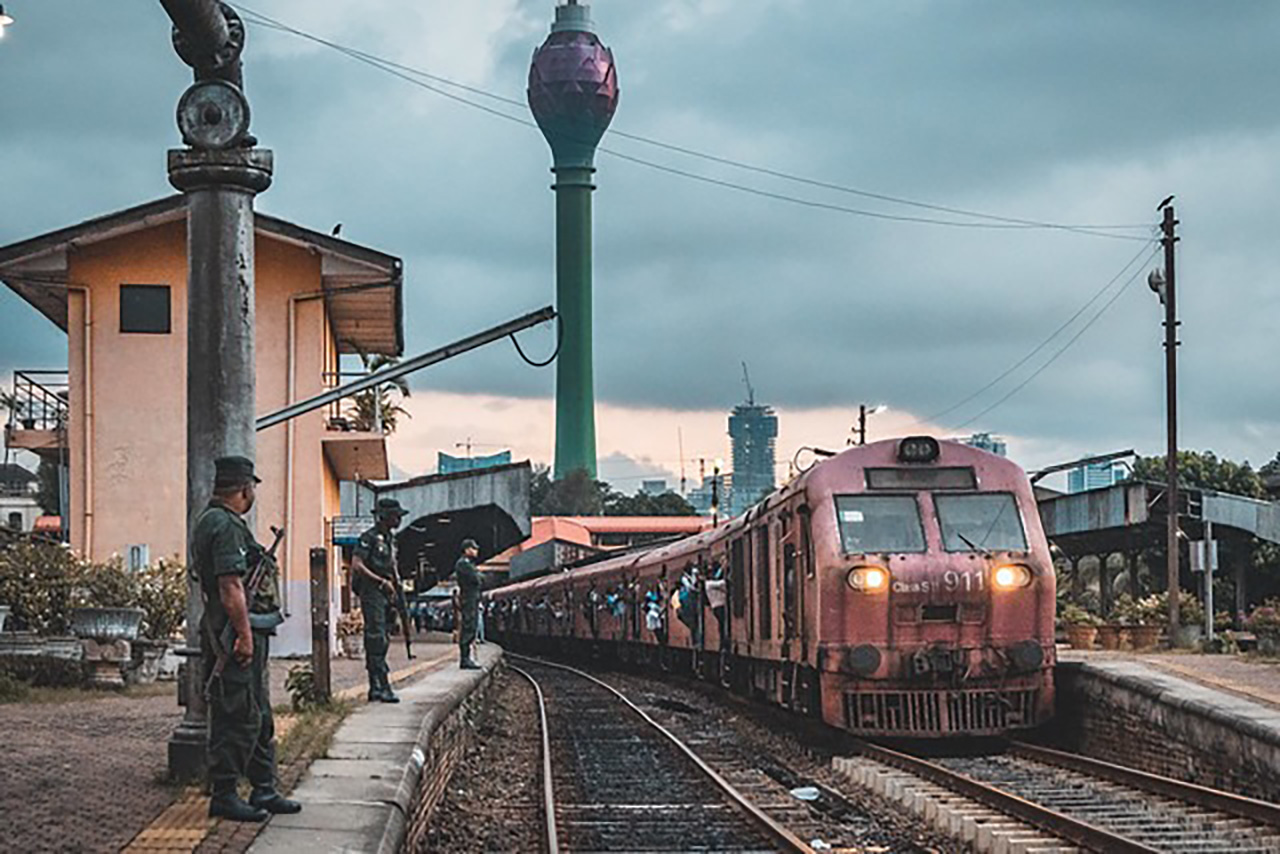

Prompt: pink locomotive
[489,436,1055,737]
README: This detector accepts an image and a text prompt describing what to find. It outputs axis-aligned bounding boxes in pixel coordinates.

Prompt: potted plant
[1060,603,1101,650]
[1101,594,1137,650]
[1171,591,1206,649]
[1125,594,1166,650]
[337,609,364,659]
[1245,601,1280,656]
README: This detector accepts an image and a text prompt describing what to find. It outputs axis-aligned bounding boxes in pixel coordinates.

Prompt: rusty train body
[488,437,1055,738]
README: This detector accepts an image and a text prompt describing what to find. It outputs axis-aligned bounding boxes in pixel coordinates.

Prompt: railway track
[510,655,812,853]
[841,739,1280,853]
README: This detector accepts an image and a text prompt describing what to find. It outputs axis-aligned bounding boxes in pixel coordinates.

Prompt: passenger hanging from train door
[675,564,703,649]
[705,561,728,647]
[644,585,666,645]
[586,580,601,639]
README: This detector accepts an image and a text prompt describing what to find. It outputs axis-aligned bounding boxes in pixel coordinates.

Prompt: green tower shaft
[552,165,598,479]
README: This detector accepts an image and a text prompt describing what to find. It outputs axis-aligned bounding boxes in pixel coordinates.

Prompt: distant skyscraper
[962,432,1008,457]
[728,402,778,518]
[640,479,668,496]
[1068,461,1123,493]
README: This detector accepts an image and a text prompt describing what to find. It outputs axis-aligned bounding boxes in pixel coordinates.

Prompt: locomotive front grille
[844,688,1039,735]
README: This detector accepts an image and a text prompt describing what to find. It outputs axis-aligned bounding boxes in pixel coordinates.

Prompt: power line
[949,246,1160,431]
[924,240,1157,423]
[233,4,1150,240]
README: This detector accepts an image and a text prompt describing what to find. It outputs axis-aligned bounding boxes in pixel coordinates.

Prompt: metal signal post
[1160,201,1181,635]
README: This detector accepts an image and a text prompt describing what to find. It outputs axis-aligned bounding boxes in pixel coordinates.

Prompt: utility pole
[1160,200,1181,636]
[161,0,272,781]
[858,404,867,446]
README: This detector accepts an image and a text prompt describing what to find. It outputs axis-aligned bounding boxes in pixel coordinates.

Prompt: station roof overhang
[0,195,405,356]
[1037,480,1280,556]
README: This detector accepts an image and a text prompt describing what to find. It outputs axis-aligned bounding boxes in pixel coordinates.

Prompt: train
[487,436,1056,738]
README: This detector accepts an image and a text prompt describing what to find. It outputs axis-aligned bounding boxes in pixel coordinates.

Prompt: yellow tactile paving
[123,647,455,853]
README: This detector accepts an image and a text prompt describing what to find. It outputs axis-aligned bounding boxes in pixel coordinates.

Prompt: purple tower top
[528,1,619,170]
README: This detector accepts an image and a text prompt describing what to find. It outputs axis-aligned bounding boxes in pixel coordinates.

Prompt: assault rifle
[203,525,286,700]
[392,573,416,660]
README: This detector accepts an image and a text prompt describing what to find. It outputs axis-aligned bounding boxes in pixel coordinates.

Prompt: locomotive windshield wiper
[956,531,992,558]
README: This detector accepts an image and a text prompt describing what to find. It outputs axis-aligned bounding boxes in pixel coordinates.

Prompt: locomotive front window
[936,493,1028,552]
[835,496,926,554]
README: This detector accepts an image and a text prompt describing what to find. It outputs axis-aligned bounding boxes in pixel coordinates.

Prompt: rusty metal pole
[310,547,332,703]
[1160,203,1181,636]
[162,0,273,781]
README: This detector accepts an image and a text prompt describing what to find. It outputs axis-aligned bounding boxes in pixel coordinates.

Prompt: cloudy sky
[1,1,1277,491]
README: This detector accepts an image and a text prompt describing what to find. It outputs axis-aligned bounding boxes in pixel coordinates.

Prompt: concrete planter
[340,633,364,659]
[1172,624,1204,650]
[125,639,170,685]
[70,607,145,642]
[1096,625,1123,650]
[1127,625,1162,651]
[1065,625,1098,650]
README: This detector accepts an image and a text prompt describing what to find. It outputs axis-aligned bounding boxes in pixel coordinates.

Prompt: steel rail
[1011,740,1280,828]
[508,653,815,854]
[509,665,560,854]
[855,740,1160,854]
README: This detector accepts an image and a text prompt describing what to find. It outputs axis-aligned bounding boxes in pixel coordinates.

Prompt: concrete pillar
[167,147,273,781]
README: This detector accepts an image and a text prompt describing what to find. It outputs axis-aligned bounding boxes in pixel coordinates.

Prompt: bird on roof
[331,223,343,236]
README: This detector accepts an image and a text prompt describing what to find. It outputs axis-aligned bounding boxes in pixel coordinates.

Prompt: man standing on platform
[194,456,301,822]
[351,497,408,703]
[456,538,482,670]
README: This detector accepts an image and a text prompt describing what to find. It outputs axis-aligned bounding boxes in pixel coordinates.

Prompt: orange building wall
[64,220,345,655]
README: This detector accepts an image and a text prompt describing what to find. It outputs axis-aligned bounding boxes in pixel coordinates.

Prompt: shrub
[0,541,80,634]
[285,664,321,712]
[0,671,29,703]
[1059,603,1102,627]
[72,556,138,609]
[0,654,85,688]
[134,558,187,640]
[1245,600,1280,635]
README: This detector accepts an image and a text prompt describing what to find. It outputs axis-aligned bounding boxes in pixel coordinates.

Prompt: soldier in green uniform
[193,455,301,822]
[351,497,407,702]
[455,538,482,670]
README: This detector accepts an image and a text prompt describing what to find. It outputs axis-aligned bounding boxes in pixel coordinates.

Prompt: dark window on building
[120,285,171,334]
[7,512,22,531]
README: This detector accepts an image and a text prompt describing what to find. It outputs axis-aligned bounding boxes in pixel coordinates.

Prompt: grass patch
[276,699,354,768]
[0,680,175,705]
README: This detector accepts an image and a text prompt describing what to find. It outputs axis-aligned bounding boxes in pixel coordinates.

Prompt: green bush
[0,654,85,687]
[134,558,187,640]
[0,671,29,703]
[0,542,187,639]
[0,541,80,634]
[285,664,320,712]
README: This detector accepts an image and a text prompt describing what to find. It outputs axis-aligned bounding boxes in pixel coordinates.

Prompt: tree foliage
[346,353,411,434]
[529,464,698,517]
[35,457,61,517]
[1132,450,1265,498]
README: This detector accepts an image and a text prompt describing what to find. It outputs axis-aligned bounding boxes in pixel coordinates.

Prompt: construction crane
[741,361,755,406]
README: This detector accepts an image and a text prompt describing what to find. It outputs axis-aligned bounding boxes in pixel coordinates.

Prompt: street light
[850,404,888,446]
[0,5,16,37]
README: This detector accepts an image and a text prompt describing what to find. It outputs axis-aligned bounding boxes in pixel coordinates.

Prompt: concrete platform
[248,644,501,854]
[1054,650,1280,801]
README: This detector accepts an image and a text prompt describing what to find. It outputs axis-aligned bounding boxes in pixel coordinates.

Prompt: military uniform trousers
[360,588,391,687]
[205,630,276,796]
[459,596,479,651]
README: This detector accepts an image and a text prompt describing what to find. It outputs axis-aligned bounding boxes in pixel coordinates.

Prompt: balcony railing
[4,371,69,432]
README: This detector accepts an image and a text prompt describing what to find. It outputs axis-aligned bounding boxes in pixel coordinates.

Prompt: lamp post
[1149,198,1181,635]
[711,459,722,526]
[850,404,888,446]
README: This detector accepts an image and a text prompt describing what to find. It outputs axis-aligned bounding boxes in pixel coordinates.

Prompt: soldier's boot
[250,787,303,815]
[459,644,481,670]
[377,674,400,703]
[366,675,381,703]
[209,792,269,823]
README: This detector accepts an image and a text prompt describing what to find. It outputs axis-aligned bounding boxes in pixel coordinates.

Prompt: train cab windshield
[936,493,1027,552]
[835,495,926,554]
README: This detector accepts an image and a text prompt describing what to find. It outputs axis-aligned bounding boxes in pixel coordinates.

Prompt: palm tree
[346,352,411,434]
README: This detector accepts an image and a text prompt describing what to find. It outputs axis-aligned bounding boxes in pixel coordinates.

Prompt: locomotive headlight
[848,566,889,592]
[993,564,1034,590]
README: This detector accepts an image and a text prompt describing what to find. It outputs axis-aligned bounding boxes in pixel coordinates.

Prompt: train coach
[488,436,1055,738]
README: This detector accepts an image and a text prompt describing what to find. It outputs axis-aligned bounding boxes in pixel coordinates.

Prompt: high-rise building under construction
[728,399,778,518]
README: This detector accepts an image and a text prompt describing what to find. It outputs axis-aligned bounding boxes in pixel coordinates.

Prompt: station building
[0,195,401,654]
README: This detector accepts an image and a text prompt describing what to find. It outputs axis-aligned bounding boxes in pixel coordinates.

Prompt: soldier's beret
[214,455,261,488]
[461,538,480,551]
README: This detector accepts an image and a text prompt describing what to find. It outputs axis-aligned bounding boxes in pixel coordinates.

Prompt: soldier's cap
[460,538,480,551]
[375,497,407,517]
[213,455,261,488]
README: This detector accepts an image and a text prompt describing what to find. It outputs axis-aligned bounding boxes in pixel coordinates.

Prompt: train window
[935,493,1028,552]
[756,526,772,638]
[834,496,926,554]
[730,539,746,619]
[866,467,976,490]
